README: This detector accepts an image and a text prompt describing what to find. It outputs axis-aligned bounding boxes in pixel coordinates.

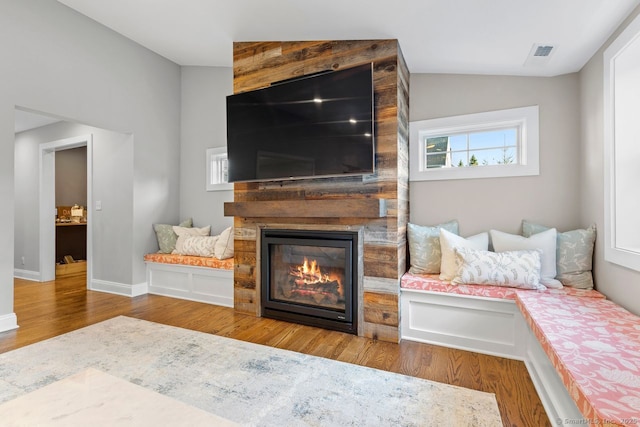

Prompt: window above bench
[409,106,540,181]
[206,147,232,191]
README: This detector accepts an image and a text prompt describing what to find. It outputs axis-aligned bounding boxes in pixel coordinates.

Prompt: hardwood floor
[1,275,550,426]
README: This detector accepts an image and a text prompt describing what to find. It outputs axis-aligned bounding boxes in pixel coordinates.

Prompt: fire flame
[287,257,344,302]
[291,257,338,285]
[295,258,326,283]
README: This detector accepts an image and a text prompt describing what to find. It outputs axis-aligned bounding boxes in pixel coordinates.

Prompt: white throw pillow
[173,225,211,237]
[173,235,219,257]
[490,228,562,289]
[453,247,546,290]
[214,226,234,260]
[439,228,489,281]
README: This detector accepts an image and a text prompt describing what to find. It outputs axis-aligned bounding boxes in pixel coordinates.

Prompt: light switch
[95,200,102,211]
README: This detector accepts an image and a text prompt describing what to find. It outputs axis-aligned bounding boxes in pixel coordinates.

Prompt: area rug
[0,316,501,426]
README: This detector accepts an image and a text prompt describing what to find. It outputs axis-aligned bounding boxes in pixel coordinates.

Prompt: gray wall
[409,73,582,237]
[55,146,87,207]
[2,0,181,322]
[180,66,234,234]
[13,130,39,275]
[579,4,640,315]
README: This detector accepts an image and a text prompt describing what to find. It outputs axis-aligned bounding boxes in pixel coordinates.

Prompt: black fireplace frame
[261,229,358,334]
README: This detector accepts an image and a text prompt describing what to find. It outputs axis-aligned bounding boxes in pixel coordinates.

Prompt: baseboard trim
[0,313,19,333]
[90,279,148,297]
[14,268,41,282]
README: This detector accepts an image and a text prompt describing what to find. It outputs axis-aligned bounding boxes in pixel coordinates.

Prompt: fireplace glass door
[261,230,357,334]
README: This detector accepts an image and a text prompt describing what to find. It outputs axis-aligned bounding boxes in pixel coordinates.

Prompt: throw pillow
[490,228,562,289]
[173,225,211,237]
[453,247,546,290]
[214,226,234,260]
[439,228,489,281]
[173,235,219,257]
[153,218,192,253]
[408,220,459,274]
[522,221,596,289]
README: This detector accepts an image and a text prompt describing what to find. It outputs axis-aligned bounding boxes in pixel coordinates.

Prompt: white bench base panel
[145,262,233,308]
[400,289,527,360]
[525,331,583,424]
[400,288,582,425]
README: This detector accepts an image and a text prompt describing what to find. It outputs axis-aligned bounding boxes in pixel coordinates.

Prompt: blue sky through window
[427,127,517,167]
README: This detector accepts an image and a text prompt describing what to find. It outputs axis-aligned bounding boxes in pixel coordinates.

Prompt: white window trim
[410,105,539,181]
[603,12,640,272]
[206,147,232,191]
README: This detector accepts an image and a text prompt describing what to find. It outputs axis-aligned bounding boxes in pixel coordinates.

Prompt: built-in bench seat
[401,272,604,301]
[400,272,640,425]
[517,291,640,425]
[144,253,234,307]
[400,272,604,360]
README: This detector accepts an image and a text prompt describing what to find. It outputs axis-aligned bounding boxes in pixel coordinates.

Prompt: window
[410,106,539,181]
[604,12,640,271]
[206,147,232,191]
[424,128,518,169]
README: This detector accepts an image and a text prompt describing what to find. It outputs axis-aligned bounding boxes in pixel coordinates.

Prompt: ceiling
[57,0,640,76]
[14,110,60,134]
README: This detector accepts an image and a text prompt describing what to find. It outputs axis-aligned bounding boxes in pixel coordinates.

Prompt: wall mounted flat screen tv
[226,63,375,183]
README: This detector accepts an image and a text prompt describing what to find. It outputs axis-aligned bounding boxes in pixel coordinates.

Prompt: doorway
[53,146,88,278]
[39,135,93,284]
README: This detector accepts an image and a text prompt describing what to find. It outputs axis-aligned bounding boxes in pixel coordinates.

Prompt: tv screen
[226,63,375,182]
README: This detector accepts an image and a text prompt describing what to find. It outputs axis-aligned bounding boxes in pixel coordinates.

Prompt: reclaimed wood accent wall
[229,40,409,342]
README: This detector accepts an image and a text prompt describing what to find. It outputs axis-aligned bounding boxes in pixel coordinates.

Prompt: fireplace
[261,229,358,334]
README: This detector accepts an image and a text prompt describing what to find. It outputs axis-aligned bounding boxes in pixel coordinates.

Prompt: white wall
[409,73,582,237]
[180,66,234,234]
[1,0,181,327]
[579,4,640,315]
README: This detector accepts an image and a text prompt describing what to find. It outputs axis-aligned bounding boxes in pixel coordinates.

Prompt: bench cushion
[144,253,233,270]
[401,272,605,301]
[516,291,640,424]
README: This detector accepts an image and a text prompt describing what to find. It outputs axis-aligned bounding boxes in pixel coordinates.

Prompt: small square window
[206,147,233,191]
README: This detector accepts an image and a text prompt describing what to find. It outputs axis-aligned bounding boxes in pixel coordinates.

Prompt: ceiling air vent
[524,43,557,68]
[533,45,554,57]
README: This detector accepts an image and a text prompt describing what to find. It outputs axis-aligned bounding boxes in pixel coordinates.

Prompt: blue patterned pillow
[408,220,459,274]
[522,221,596,289]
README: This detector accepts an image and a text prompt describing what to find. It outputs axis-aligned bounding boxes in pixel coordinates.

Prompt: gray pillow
[153,218,192,253]
[408,220,459,274]
[522,220,596,289]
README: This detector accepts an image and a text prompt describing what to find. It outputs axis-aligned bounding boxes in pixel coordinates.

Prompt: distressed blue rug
[0,316,501,426]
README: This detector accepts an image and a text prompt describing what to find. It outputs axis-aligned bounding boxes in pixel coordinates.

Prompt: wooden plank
[364,261,400,280]
[363,291,399,326]
[224,199,387,218]
[362,321,399,343]
[234,288,257,315]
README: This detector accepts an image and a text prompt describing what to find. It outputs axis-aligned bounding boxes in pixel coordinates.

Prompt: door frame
[39,134,93,283]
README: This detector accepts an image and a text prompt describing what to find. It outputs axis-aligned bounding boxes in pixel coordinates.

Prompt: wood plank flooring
[1,275,550,426]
